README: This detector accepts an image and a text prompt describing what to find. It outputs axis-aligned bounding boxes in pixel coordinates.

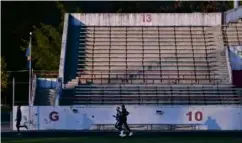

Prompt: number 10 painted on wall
[186,111,203,121]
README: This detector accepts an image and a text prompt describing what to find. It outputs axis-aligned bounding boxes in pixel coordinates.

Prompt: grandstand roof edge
[67,12,222,15]
[66,13,222,26]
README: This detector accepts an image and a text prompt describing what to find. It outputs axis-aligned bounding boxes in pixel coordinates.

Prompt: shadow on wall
[69,107,94,130]
[64,15,87,84]
[204,116,221,130]
[81,113,94,130]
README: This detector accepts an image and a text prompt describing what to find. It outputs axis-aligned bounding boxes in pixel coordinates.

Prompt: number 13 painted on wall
[186,111,203,121]
[143,14,152,22]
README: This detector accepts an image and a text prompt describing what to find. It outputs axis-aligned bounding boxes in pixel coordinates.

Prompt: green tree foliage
[18,2,66,71]
[21,24,61,70]
[1,57,9,91]
[56,1,67,31]
[19,2,67,71]
[20,2,70,71]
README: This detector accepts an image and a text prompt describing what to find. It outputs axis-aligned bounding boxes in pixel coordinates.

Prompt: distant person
[113,106,122,132]
[120,104,133,137]
[16,106,28,134]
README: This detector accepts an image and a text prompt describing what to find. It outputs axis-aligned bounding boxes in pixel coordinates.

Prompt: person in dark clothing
[113,106,122,131]
[120,104,133,137]
[16,106,28,133]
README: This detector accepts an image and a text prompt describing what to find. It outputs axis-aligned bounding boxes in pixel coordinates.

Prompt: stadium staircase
[61,25,242,105]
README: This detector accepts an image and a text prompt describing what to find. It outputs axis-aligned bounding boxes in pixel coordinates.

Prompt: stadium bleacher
[223,20,242,46]
[60,22,242,105]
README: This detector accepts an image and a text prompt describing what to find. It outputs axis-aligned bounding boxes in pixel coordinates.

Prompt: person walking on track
[119,104,133,137]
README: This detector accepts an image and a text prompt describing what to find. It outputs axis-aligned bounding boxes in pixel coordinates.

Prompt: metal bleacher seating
[63,25,242,105]
[222,20,242,46]
[75,84,241,105]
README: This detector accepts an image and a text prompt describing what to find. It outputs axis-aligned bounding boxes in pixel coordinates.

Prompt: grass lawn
[2,136,242,143]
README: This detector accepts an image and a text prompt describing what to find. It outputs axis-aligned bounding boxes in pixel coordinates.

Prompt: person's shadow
[204,116,221,130]
[81,113,94,130]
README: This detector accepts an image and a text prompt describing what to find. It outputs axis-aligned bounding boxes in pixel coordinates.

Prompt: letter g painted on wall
[49,111,59,121]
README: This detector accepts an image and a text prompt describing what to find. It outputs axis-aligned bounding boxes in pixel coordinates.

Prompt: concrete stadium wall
[58,14,69,84]
[62,15,80,84]
[12,105,242,131]
[61,14,87,85]
[224,6,242,24]
[35,78,57,105]
[71,13,222,26]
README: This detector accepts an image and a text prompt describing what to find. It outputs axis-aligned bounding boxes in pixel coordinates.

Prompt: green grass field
[2,136,242,143]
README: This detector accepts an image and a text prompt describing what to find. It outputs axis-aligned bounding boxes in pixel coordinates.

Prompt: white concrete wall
[70,13,222,26]
[58,14,69,84]
[13,105,242,130]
